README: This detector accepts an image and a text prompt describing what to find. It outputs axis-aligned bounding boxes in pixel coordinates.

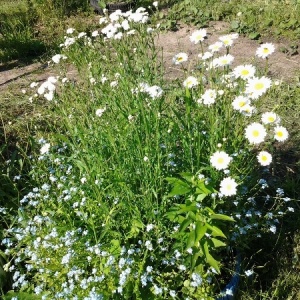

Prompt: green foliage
[166,173,234,273]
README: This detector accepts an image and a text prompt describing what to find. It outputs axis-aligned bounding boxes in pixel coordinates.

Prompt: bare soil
[156,21,300,81]
[1,21,299,94]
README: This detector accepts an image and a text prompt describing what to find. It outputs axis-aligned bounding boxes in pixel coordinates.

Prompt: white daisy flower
[210,151,232,170]
[199,51,213,60]
[96,108,106,117]
[245,76,272,99]
[233,64,256,80]
[232,96,250,112]
[190,29,207,44]
[92,30,99,37]
[256,43,275,59]
[219,35,235,47]
[199,89,217,105]
[208,41,223,53]
[52,54,67,64]
[257,151,272,166]
[261,112,280,124]
[40,143,51,155]
[274,126,289,142]
[146,85,163,99]
[241,104,255,116]
[183,76,199,88]
[217,54,234,67]
[245,122,267,144]
[245,270,254,277]
[219,177,238,196]
[172,52,188,65]
[66,28,75,34]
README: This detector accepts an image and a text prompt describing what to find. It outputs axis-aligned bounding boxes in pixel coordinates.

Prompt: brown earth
[156,21,300,82]
[1,21,299,93]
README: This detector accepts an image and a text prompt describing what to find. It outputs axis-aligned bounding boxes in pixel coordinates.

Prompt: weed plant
[0,5,299,300]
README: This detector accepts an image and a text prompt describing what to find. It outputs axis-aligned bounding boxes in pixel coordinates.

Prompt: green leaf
[203,241,220,273]
[179,218,193,233]
[165,177,191,197]
[186,230,196,249]
[191,250,201,269]
[179,172,193,183]
[248,32,261,40]
[98,1,106,9]
[231,20,240,29]
[206,223,226,238]
[194,222,207,245]
[211,238,226,248]
[128,219,144,238]
[3,291,42,300]
[210,214,235,222]
[196,193,206,202]
[196,181,214,195]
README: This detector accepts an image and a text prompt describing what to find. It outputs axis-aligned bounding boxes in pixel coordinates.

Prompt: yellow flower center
[254,82,264,90]
[252,130,260,137]
[268,116,275,122]
[263,48,269,53]
[217,158,224,164]
[238,101,246,107]
[241,69,249,76]
[261,155,268,161]
[277,131,283,137]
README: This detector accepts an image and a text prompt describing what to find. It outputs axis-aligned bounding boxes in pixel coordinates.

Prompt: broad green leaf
[248,32,260,40]
[231,20,240,29]
[186,230,196,249]
[179,172,193,183]
[165,177,191,197]
[179,218,193,233]
[206,223,226,238]
[195,222,207,245]
[128,219,144,238]
[211,238,226,248]
[191,250,200,269]
[210,214,235,222]
[203,241,220,273]
[196,193,206,202]
[196,181,214,195]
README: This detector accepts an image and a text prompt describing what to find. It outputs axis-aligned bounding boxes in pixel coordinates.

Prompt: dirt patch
[1,21,299,94]
[156,21,300,82]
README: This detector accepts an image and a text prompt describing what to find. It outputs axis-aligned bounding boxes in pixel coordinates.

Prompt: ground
[1,21,299,105]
